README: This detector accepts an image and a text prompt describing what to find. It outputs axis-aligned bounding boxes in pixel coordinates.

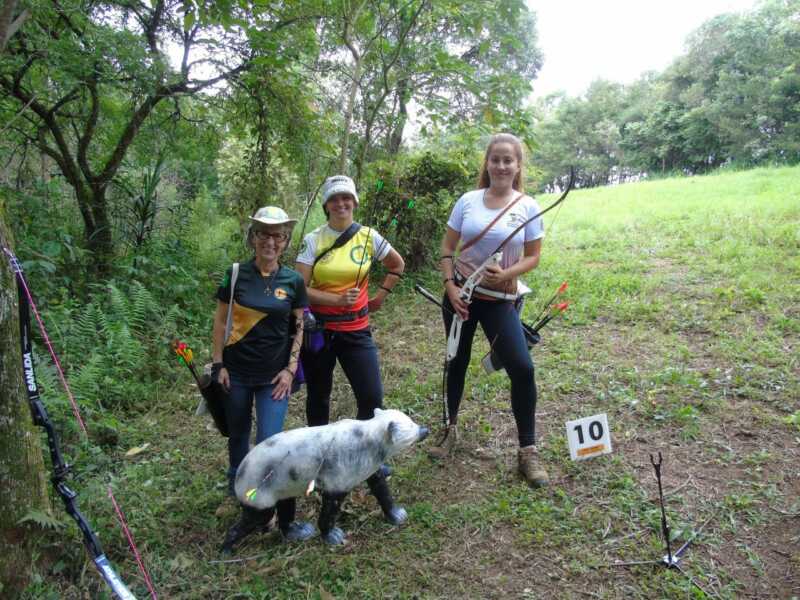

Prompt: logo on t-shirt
[507,212,528,228]
[274,287,288,300]
[349,244,371,265]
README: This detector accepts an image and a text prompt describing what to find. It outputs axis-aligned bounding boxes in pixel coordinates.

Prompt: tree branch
[48,85,82,116]
[0,76,86,200]
[96,60,249,187]
[0,0,29,52]
[33,125,95,230]
[146,0,165,53]
[51,0,84,38]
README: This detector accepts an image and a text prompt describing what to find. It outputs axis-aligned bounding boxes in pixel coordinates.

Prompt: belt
[454,269,519,301]
[314,305,369,323]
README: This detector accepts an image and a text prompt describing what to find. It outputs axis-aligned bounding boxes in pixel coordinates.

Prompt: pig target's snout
[418,427,429,441]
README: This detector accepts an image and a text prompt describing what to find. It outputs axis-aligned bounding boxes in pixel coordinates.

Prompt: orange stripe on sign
[577,444,605,457]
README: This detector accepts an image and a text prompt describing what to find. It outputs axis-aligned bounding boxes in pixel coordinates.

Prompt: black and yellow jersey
[216,261,308,382]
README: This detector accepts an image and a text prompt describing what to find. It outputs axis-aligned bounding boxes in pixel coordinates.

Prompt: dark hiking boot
[220,506,274,554]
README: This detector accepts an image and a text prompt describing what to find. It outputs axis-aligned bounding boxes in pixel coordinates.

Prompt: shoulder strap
[313,222,362,267]
[459,192,524,253]
[309,222,363,283]
[224,262,239,343]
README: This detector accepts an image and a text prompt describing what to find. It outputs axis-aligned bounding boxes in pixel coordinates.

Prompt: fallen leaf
[124,443,150,457]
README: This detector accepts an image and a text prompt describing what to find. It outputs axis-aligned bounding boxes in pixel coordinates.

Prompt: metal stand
[600,452,720,599]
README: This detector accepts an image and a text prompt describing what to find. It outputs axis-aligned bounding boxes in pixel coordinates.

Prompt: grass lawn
[22,165,800,599]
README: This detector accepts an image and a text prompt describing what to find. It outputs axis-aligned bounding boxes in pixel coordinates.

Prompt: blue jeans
[226,374,289,481]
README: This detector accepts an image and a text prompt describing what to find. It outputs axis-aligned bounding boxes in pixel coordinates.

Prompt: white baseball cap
[321,175,359,206]
[249,206,298,227]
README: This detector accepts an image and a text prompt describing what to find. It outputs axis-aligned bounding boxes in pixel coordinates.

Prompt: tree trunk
[0,208,51,593]
[339,53,362,174]
[83,186,113,279]
[354,113,373,187]
[338,0,368,175]
[388,83,409,155]
[0,0,30,53]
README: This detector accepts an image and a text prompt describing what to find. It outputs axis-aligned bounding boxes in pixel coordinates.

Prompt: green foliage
[783,410,800,430]
[532,0,800,188]
[45,281,179,412]
[359,150,472,270]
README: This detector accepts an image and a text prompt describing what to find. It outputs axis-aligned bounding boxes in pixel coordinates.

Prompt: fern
[128,280,155,334]
[17,509,66,530]
[72,303,102,356]
[40,277,187,411]
[71,353,104,408]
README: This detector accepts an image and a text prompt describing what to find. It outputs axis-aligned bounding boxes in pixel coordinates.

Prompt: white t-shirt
[447,189,544,285]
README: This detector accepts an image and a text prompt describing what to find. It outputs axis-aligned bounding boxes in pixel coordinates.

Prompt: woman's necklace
[260,266,280,295]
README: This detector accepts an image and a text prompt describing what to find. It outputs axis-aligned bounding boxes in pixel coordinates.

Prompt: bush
[359,151,472,271]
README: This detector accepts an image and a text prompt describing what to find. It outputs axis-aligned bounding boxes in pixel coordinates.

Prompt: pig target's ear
[373,408,384,417]
[386,420,398,443]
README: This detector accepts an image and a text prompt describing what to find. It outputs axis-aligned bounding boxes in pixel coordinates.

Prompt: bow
[3,247,137,599]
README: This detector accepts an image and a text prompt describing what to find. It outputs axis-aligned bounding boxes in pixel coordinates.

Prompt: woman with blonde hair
[433,133,548,487]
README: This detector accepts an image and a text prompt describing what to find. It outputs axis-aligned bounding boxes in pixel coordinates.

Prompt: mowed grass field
[24,166,799,599]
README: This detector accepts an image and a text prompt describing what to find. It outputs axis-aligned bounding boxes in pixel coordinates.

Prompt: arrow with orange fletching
[171,339,202,385]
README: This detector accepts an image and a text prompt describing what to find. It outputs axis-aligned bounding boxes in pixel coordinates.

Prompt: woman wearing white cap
[295,175,408,533]
[212,205,314,542]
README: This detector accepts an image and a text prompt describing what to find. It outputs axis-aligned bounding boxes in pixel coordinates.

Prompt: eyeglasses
[253,230,288,242]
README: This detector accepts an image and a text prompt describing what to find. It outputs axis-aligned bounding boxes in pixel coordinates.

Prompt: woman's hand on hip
[367,295,383,313]
[271,369,293,399]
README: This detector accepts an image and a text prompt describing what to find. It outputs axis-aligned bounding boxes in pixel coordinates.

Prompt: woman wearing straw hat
[211,205,314,541]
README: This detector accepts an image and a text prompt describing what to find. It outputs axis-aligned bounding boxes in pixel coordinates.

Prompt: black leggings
[302,328,384,426]
[443,295,537,447]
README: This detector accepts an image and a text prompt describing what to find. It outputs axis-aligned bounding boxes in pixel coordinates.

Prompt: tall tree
[319,0,542,178]
[0,216,51,593]
[0,0,318,276]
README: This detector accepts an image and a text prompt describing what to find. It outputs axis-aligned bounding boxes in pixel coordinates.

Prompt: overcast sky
[529,0,760,98]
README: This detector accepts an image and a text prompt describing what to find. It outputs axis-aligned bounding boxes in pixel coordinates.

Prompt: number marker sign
[565,413,612,461]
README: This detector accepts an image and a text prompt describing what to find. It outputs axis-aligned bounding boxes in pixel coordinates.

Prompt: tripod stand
[602,452,720,598]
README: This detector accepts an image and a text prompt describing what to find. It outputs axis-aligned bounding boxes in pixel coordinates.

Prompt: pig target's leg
[220,505,274,554]
[276,498,315,542]
[319,492,347,545]
[367,470,407,525]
